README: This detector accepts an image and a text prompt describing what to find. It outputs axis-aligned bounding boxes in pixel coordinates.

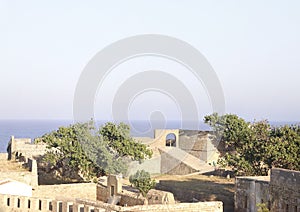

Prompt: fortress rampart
[0,193,223,212]
[235,168,300,211]
[0,152,38,187]
[7,136,47,161]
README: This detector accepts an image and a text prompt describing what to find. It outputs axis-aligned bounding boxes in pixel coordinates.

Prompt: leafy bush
[129,170,156,197]
[257,203,270,212]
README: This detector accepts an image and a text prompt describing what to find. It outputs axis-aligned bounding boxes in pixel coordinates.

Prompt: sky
[1,1,300,122]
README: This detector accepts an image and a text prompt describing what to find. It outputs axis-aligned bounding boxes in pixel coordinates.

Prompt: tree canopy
[37,121,152,180]
[99,122,152,162]
[204,113,300,176]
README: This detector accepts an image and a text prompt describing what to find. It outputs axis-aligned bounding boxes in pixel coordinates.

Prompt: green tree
[204,113,300,176]
[129,170,156,197]
[267,125,300,171]
[99,122,152,161]
[204,113,251,151]
[38,121,152,180]
[38,121,99,179]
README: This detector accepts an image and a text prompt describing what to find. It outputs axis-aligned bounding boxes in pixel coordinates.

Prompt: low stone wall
[97,185,174,207]
[74,199,223,212]
[119,190,147,206]
[12,142,47,160]
[0,194,223,212]
[146,189,175,205]
[7,136,47,161]
[0,194,101,212]
[122,201,223,212]
[235,168,300,212]
[270,168,300,211]
[235,176,270,212]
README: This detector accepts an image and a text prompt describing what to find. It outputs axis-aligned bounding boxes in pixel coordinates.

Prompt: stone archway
[153,129,179,148]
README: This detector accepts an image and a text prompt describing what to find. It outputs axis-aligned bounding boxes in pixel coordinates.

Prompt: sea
[0,120,298,153]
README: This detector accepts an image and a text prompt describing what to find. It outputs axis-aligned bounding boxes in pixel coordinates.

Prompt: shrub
[129,170,156,197]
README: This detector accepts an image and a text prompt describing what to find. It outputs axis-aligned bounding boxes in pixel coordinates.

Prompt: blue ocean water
[0,120,210,153]
[0,120,298,153]
[0,120,73,153]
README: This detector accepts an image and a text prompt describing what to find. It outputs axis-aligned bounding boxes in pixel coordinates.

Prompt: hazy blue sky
[1,1,300,122]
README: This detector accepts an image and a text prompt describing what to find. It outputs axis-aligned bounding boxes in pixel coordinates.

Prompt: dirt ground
[153,174,235,212]
[0,160,29,172]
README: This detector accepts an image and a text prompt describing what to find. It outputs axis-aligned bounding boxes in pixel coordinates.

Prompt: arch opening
[166,133,176,147]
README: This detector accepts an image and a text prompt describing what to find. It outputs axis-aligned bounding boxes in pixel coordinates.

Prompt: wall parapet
[235,168,300,212]
[269,168,300,211]
[0,193,223,212]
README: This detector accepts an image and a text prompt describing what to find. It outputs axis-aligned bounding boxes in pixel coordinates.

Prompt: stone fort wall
[145,129,220,162]
[235,168,300,212]
[149,129,180,155]
[270,168,300,211]
[0,193,223,212]
[0,157,38,187]
[235,176,270,212]
[2,136,44,187]
[7,136,47,161]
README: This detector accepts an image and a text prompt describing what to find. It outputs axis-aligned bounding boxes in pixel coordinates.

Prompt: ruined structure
[94,174,223,212]
[131,129,220,175]
[0,131,225,212]
[0,174,223,212]
[6,129,220,176]
[235,168,300,212]
[97,175,176,206]
[1,136,44,187]
[270,168,300,212]
[0,134,225,211]
[147,129,219,163]
[0,153,38,187]
[235,175,270,211]
[7,136,47,161]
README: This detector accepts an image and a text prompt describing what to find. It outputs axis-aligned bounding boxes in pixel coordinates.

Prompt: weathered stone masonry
[270,168,300,212]
[235,168,300,212]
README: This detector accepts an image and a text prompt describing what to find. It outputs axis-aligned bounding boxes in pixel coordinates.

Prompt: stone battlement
[0,193,223,212]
